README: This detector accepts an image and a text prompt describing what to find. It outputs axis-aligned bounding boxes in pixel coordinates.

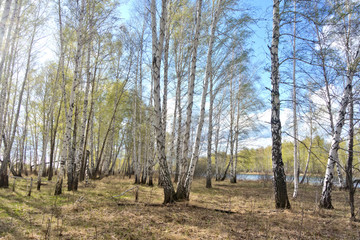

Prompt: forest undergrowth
[0,175,359,239]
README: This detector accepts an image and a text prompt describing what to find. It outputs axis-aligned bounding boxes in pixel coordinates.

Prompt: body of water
[236,173,332,186]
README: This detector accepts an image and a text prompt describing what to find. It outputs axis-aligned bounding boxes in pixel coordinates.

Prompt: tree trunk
[0,6,34,188]
[320,1,358,206]
[18,72,29,177]
[206,1,222,189]
[74,25,92,189]
[0,0,12,49]
[214,106,221,181]
[232,87,241,184]
[49,101,61,181]
[173,46,184,184]
[319,73,353,209]
[182,0,221,197]
[37,113,50,191]
[176,0,203,200]
[345,87,355,219]
[132,74,139,183]
[151,0,176,203]
[292,0,299,199]
[300,100,313,184]
[54,0,69,195]
[229,65,235,183]
[0,0,20,152]
[270,0,290,209]
[137,18,145,184]
[206,73,214,188]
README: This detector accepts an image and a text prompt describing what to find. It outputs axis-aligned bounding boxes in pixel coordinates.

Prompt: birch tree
[0,0,12,49]
[345,85,355,219]
[0,0,37,188]
[270,0,290,209]
[292,0,299,199]
[151,0,176,203]
[54,0,69,195]
[176,0,203,200]
[319,0,359,209]
[0,0,18,155]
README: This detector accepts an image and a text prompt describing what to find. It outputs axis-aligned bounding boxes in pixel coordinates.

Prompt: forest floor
[0,175,359,239]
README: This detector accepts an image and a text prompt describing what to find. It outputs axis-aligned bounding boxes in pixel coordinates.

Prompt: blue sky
[116,0,279,148]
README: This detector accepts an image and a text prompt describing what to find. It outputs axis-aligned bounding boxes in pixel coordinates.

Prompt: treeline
[194,136,349,177]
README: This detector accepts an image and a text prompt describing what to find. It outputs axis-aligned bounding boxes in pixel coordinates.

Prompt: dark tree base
[163,189,177,204]
[67,177,74,191]
[319,194,334,209]
[148,178,153,187]
[134,175,141,184]
[140,175,147,184]
[73,178,79,191]
[273,167,291,209]
[206,177,212,188]
[0,174,9,188]
[54,180,63,195]
[319,179,334,209]
[176,187,189,201]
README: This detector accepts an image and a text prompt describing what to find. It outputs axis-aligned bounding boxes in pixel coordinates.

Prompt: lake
[236,173,334,186]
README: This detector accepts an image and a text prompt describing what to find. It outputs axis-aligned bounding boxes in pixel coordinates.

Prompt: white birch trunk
[54,0,68,195]
[0,0,12,49]
[232,87,241,184]
[0,0,20,152]
[319,0,359,208]
[74,33,91,190]
[319,73,353,209]
[229,70,235,183]
[151,0,176,203]
[271,0,290,209]
[67,0,85,191]
[0,7,34,187]
[37,112,50,191]
[292,0,298,199]
[176,0,203,200]
[206,72,214,188]
[183,0,221,197]
[300,99,313,184]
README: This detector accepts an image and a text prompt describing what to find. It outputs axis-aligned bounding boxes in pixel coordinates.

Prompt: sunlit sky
[118,0,293,149]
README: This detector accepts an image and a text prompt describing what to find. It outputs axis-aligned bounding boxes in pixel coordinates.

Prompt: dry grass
[0,175,359,239]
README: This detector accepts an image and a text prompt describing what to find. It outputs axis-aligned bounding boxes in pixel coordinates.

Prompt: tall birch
[292,0,298,199]
[54,0,69,195]
[66,0,85,191]
[0,5,36,188]
[176,0,203,200]
[270,0,290,209]
[319,0,359,209]
[182,0,221,197]
[151,0,176,203]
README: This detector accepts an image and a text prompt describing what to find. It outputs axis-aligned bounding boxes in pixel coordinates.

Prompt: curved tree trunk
[320,72,353,209]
